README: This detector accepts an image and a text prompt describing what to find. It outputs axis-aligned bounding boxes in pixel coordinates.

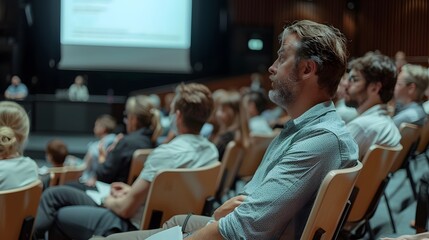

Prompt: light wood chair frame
[0,179,43,240]
[140,162,222,230]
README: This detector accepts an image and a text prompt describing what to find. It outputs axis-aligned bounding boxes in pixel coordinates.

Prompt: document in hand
[146,226,182,240]
[85,181,111,205]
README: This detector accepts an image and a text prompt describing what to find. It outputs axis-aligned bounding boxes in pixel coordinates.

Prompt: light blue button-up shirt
[219,101,359,240]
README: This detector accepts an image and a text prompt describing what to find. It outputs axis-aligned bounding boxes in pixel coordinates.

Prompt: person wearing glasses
[344,52,401,159]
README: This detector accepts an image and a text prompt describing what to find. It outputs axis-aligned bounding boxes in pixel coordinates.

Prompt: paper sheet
[146,226,182,240]
[85,181,111,205]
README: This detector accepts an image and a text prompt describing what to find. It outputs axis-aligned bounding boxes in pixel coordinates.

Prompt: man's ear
[300,59,317,80]
[368,81,382,94]
[408,82,417,94]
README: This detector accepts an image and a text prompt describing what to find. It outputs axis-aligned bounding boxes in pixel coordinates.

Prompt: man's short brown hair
[46,139,68,165]
[173,83,214,133]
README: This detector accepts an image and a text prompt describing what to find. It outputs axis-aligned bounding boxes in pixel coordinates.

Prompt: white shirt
[130,134,219,227]
[347,104,401,159]
[0,156,39,190]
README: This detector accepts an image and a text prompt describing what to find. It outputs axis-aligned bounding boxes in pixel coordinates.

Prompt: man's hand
[110,182,131,198]
[213,195,246,220]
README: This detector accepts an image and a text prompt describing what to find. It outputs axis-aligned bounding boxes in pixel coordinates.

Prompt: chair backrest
[390,123,420,173]
[49,164,86,186]
[127,149,153,185]
[237,132,278,179]
[0,180,43,240]
[140,162,221,230]
[347,144,402,223]
[216,141,245,199]
[301,161,363,240]
[415,118,429,155]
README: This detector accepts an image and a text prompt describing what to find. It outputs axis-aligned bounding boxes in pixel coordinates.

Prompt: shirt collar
[360,104,387,117]
[283,101,336,130]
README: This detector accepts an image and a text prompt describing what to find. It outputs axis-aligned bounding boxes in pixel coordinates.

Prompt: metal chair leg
[383,192,397,233]
[406,163,418,199]
[366,221,375,240]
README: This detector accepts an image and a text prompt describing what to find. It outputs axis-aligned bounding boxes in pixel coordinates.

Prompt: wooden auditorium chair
[412,118,429,163]
[140,162,222,230]
[300,161,363,240]
[236,132,278,181]
[0,180,43,240]
[215,140,245,201]
[388,123,421,199]
[49,164,87,186]
[127,148,153,185]
[342,144,402,239]
[383,123,421,232]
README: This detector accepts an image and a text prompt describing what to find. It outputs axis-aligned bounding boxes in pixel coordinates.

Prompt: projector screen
[59,0,193,73]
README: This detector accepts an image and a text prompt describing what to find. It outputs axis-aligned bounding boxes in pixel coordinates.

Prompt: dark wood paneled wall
[358,0,429,65]
[230,0,429,65]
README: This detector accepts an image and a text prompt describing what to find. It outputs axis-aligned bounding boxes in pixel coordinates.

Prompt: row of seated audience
[1,19,429,239]
[33,83,219,239]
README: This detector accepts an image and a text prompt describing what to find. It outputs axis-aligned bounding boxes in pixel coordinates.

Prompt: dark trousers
[34,185,137,240]
[91,215,213,240]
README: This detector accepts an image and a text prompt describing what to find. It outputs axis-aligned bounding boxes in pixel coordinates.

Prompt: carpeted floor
[368,152,429,239]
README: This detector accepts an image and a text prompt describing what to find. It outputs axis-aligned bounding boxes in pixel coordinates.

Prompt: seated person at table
[0,101,38,190]
[4,75,28,100]
[34,83,219,239]
[68,75,89,101]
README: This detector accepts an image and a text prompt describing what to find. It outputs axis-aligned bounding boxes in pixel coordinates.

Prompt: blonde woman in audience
[392,63,429,127]
[0,101,38,190]
[209,90,241,160]
[199,89,225,138]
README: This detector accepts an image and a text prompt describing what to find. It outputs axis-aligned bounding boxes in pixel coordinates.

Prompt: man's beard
[344,98,359,109]
[268,71,299,108]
